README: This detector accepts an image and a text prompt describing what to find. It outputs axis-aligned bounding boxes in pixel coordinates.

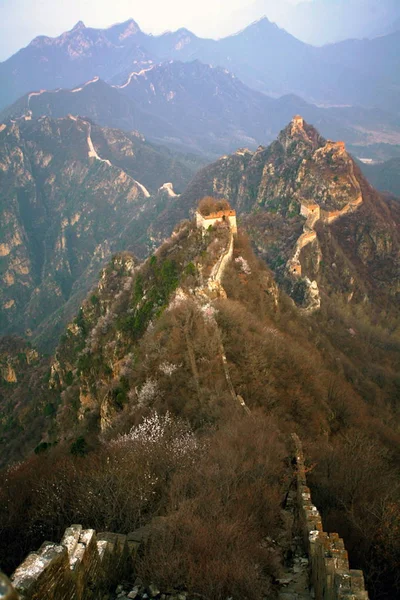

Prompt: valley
[0,116,198,350]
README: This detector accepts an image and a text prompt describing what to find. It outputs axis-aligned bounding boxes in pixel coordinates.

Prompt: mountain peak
[292,114,304,130]
[175,27,195,37]
[279,115,325,150]
[71,21,86,32]
[284,116,347,157]
[248,16,278,31]
[252,16,273,26]
[109,18,141,39]
[283,114,310,141]
[121,18,139,27]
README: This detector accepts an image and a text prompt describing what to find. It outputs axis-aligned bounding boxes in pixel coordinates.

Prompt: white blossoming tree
[235,256,251,275]
[112,411,199,461]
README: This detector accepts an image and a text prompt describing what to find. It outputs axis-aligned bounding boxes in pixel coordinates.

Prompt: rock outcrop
[0,524,140,600]
[174,117,399,310]
[0,116,194,349]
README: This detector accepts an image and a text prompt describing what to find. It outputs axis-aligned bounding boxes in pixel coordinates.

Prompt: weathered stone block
[8,524,139,600]
[291,433,369,600]
[12,542,72,600]
[61,526,83,560]
[350,571,367,593]
[73,530,102,600]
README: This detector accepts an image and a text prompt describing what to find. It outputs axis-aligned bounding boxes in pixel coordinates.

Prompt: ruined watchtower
[196,209,237,234]
[292,115,304,128]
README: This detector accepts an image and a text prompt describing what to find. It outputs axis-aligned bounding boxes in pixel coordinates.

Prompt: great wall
[288,194,363,280]
[286,129,364,313]
[0,436,369,600]
[0,524,142,600]
[177,210,249,414]
[0,211,369,600]
[291,435,369,600]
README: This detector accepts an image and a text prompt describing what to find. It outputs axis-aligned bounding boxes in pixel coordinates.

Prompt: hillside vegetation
[0,116,198,350]
[1,120,400,599]
[1,208,400,598]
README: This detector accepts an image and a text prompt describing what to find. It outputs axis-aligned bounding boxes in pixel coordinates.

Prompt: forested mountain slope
[0,116,195,347]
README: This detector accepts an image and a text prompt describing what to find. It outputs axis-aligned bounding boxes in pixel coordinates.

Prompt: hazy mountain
[283,0,400,45]
[114,60,286,154]
[360,157,400,198]
[3,61,400,158]
[166,17,400,113]
[0,116,196,348]
[0,77,187,143]
[2,17,400,116]
[0,19,153,110]
[232,0,400,45]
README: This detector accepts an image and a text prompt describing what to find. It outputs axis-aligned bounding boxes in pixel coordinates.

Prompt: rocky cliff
[172,117,399,310]
[0,116,196,349]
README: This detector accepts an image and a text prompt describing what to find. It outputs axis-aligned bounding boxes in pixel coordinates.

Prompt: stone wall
[0,525,140,600]
[301,204,321,220]
[1,437,371,600]
[291,434,369,600]
[196,210,237,234]
[321,195,363,224]
[209,230,234,285]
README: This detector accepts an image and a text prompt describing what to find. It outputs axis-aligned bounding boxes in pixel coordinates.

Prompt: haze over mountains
[4,60,400,158]
[2,16,400,117]
[246,0,400,45]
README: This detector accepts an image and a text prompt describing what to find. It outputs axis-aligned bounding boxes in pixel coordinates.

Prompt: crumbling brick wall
[0,524,140,600]
[292,434,369,600]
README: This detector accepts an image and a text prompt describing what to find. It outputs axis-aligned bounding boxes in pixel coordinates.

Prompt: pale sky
[0,0,305,61]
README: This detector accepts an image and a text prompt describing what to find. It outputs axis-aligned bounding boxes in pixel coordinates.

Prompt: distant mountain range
[360,158,400,198]
[2,17,400,116]
[0,20,152,111]
[2,60,400,158]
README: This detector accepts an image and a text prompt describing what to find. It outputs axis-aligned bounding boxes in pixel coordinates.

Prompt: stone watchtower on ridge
[195,197,237,234]
[292,115,304,128]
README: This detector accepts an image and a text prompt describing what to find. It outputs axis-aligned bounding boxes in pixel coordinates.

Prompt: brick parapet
[196,210,237,234]
[0,525,138,600]
[291,434,369,600]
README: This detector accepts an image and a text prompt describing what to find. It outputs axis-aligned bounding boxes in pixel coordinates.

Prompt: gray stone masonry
[1,439,371,600]
[291,434,369,600]
[0,525,139,600]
